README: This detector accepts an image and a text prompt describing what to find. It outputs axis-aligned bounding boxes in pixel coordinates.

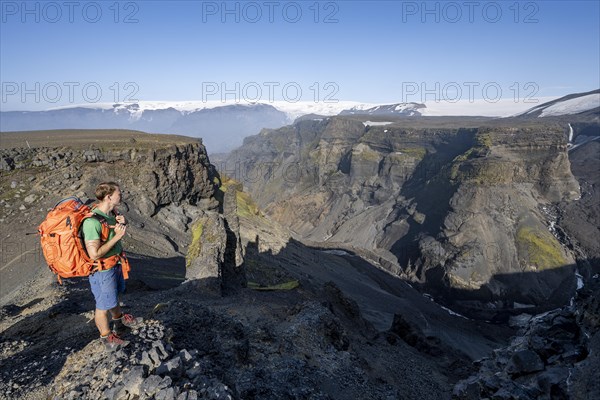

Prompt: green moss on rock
[449,131,508,184]
[476,133,493,149]
[395,147,427,160]
[186,218,206,268]
[516,226,567,270]
[236,191,260,218]
[450,148,476,180]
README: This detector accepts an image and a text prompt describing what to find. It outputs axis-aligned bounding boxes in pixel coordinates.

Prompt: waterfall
[568,123,574,143]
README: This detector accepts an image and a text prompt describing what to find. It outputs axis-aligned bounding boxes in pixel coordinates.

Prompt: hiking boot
[112,313,143,334]
[102,332,129,350]
[121,313,143,328]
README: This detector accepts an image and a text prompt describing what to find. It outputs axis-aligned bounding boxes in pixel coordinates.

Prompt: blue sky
[1,0,599,110]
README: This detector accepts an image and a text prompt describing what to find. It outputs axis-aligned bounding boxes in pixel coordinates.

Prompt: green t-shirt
[82,209,123,259]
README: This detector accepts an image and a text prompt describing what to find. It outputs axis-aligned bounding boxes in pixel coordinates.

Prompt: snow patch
[362,121,393,126]
[539,93,600,117]
[576,272,584,290]
[43,96,553,121]
[393,104,418,112]
[422,294,471,320]
[440,305,470,320]
[422,97,557,117]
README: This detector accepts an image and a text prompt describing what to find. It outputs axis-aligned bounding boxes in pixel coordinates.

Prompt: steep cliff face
[226,119,473,246]
[225,118,582,313]
[0,130,218,300]
[0,132,216,212]
[428,127,580,311]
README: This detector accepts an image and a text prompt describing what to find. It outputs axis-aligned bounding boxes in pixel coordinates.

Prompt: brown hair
[95,181,120,201]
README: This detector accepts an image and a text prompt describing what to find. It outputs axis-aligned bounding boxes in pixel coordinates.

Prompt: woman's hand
[114,223,127,239]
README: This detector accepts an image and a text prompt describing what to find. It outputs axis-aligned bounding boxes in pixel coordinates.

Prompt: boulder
[506,350,545,376]
[185,212,227,294]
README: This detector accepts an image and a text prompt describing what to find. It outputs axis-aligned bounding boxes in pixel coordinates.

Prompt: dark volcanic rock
[185,183,246,295]
[453,275,600,400]
[506,350,544,376]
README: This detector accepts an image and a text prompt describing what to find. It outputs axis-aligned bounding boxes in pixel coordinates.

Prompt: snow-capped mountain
[1,101,392,153]
[518,89,600,117]
[0,103,289,153]
[2,90,598,153]
[339,103,425,116]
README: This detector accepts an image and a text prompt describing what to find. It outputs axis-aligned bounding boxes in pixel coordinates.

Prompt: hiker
[83,181,142,347]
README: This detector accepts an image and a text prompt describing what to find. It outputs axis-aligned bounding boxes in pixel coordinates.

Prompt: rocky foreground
[0,268,454,400]
[1,252,599,400]
[454,277,600,399]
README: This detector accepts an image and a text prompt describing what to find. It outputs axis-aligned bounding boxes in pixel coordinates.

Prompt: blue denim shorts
[89,264,125,310]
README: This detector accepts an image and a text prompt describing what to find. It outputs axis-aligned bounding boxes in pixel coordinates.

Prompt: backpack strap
[81,210,126,276]
[79,213,112,263]
[87,214,111,243]
[118,252,131,279]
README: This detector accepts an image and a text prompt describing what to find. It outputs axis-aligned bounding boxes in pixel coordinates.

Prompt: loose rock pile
[51,319,234,400]
[453,276,600,399]
[0,339,48,398]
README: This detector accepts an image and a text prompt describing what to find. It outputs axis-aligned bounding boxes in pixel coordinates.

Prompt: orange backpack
[38,197,130,283]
